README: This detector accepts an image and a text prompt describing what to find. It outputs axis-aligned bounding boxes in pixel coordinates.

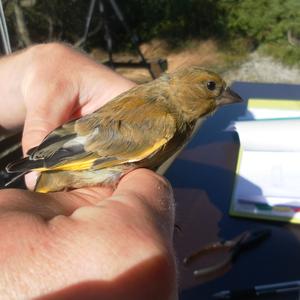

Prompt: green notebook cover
[229,98,300,224]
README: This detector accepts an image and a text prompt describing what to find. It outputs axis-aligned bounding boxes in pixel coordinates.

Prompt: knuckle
[23,44,74,101]
[28,43,68,61]
[26,43,69,79]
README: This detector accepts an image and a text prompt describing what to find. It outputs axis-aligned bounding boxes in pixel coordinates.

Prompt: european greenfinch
[6,66,242,193]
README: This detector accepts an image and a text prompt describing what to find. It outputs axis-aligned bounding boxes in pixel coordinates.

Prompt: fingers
[0,170,177,300]
[21,43,136,153]
[78,64,136,115]
[0,185,114,220]
[0,189,74,219]
[0,49,28,131]
[113,169,175,235]
[22,99,72,154]
[72,169,175,241]
[22,80,76,154]
[0,42,136,141]
[21,44,81,153]
[0,172,177,300]
[66,169,177,299]
[5,169,175,232]
[22,81,77,189]
[24,171,39,191]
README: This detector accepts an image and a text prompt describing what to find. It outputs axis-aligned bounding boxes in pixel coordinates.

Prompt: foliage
[3,0,227,50]
[219,0,300,45]
[118,0,226,45]
[218,0,300,66]
[2,0,300,66]
[260,42,300,67]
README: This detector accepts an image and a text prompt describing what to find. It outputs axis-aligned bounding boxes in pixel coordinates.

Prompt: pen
[212,280,300,299]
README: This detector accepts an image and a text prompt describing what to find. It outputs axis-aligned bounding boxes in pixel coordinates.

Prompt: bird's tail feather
[4,171,29,187]
[6,157,43,173]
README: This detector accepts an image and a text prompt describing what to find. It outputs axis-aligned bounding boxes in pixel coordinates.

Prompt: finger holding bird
[6,66,243,193]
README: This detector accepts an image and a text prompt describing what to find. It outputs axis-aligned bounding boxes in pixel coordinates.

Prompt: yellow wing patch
[35,157,97,172]
[126,137,169,162]
[34,137,170,172]
[92,137,170,169]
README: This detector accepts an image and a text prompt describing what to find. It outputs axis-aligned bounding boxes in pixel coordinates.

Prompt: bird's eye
[207,81,216,91]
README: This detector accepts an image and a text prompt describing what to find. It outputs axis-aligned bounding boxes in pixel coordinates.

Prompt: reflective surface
[166,82,300,300]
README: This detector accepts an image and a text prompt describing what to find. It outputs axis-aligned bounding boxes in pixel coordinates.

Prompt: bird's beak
[217,87,243,106]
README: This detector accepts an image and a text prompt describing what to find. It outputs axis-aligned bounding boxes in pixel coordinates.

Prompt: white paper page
[235,119,300,151]
[236,151,300,206]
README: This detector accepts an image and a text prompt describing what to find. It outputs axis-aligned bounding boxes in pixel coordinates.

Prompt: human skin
[0,43,177,300]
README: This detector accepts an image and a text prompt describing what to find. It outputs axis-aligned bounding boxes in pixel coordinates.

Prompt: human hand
[0,42,136,153]
[0,169,177,299]
[0,43,136,187]
[0,44,177,299]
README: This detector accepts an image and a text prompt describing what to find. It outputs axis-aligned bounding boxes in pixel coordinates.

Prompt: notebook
[229,98,300,223]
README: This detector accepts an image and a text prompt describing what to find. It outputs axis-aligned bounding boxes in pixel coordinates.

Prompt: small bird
[6,66,242,193]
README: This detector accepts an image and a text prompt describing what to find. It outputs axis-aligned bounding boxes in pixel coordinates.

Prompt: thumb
[22,110,63,155]
[111,169,175,240]
[22,91,76,190]
[22,88,77,155]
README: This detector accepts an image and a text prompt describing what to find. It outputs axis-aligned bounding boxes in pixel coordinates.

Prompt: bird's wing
[27,94,177,172]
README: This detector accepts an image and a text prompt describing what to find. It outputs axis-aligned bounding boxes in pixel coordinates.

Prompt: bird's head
[165,66,243,122]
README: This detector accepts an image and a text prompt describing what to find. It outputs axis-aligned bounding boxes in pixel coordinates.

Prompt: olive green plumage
[6,66,242,193]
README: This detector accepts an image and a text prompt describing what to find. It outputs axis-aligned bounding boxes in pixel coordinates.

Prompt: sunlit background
[1,0,300,84]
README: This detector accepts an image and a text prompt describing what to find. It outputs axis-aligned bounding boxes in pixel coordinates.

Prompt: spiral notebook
[230,98,300,223]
